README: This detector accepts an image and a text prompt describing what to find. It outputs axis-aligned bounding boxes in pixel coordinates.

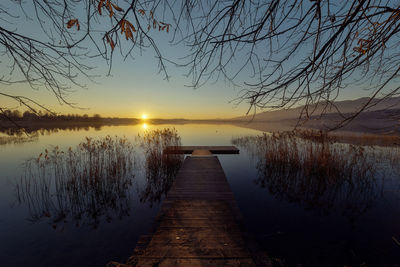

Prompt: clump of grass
[295,129,400,147]
[136,128,183,205]
[351,133,400,147]
[232,131,397,220]
[235,131,375,181]
[16,135,136,229]
[294,129,337,143]
[293,129,400,173]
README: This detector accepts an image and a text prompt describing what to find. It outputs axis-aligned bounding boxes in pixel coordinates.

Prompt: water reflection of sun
[142,123,148,129]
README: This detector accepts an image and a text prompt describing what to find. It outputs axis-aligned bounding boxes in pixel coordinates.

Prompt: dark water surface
[0,124,399,266]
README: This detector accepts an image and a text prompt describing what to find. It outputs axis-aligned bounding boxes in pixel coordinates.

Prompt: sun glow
[141,114,148,120]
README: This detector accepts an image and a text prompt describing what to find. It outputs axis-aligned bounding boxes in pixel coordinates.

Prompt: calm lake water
[0,123,399,267]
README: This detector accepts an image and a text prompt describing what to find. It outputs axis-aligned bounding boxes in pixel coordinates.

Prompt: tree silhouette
[1,1,399,126]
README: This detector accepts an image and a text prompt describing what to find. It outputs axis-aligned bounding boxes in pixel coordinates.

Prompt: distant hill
[231,97,400,134]
[233,97,400,122]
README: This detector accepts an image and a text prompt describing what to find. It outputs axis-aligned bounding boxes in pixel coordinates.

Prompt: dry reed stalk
[233,130,399,220]
[136,128,183,206]
[16,135,136,229]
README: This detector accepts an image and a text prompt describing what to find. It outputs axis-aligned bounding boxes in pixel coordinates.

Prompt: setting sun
[141,114,148,120]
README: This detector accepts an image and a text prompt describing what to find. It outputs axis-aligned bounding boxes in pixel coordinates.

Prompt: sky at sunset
[1,53,248,119]
[0,39,367,120]
[0,24,250,119]
[0,2,253,120]
[0,1,389,120]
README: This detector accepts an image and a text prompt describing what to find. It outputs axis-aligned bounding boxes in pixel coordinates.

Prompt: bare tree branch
[0,1,399,128]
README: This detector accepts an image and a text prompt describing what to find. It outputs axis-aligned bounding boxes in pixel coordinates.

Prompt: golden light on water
[142,123,148,129]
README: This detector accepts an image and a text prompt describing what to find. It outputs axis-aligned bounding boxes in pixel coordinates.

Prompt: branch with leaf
[1,0,400,129]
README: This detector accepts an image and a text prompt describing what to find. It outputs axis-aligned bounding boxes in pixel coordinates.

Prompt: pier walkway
[108,146,269,267]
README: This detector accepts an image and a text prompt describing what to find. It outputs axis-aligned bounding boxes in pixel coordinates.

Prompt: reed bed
[16,135,136,229]
[15,128,185,228]
[234,131,376,180]
[293,129,400,172]
[232,130,399,219]
[295,129,400,147]
[136,128,183,206]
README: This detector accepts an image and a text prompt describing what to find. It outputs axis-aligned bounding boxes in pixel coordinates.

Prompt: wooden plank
[164,146,239,154]
[119,258,256,267]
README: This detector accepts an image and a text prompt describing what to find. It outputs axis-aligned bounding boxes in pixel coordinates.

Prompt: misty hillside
[233,97,400,122]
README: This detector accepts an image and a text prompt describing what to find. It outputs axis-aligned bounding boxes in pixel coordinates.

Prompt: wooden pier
[109,146,269,267]
[164,146,239,155]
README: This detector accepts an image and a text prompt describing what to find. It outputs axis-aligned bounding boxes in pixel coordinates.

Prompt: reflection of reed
[0,124,101,136]
[232,131,390,221]
[16,136,136,229]
[15,128,185,229]
[137,128,183,206]
[0,132,38,145]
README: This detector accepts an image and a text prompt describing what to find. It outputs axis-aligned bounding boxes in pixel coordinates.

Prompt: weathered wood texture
[164,146,240,154]
[108,150,270,267]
